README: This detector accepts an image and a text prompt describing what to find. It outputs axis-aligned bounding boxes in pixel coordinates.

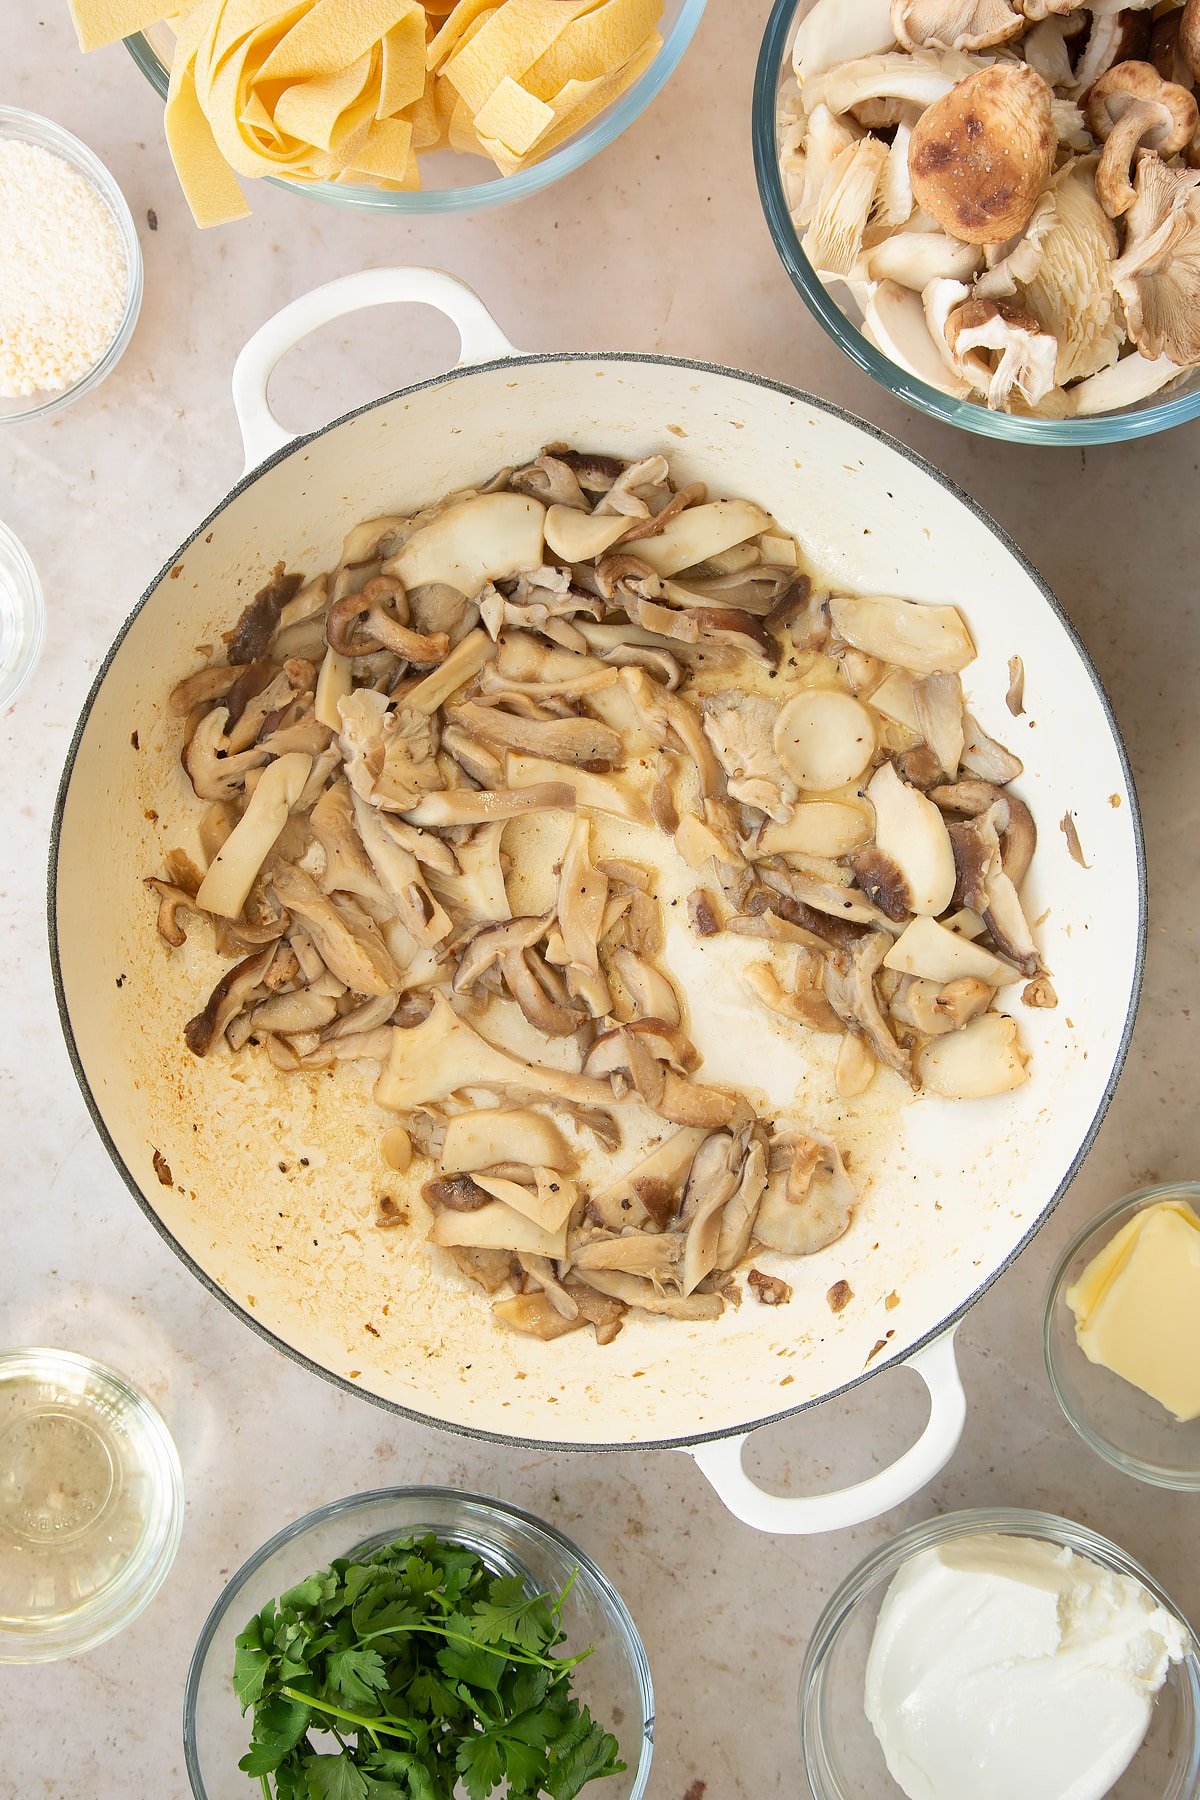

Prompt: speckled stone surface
[4,7,1200,1797]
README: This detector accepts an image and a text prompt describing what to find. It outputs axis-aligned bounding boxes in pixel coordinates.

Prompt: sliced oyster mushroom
[1086,62,1198,217]
[960,712,1023,784]
[384,494,545,598]
[270,863,403,995]
[743,960,844,1034]
[891,0,1026,53]
[625,499,773,577]
[194,752,312,920]
[1066,350,1184,415]
[830,593,974,675]
[491,1292,582,1341]
[440,1107,574,1176]
[994,164,1117,386]
[375,993,616,1111]
[543,504,629,563]
[825,931,911,1077]
[883,913,1019,984]
[587,1127,710,1231]
[862,280,974,397]
[854,762,956,918]
[753,1135,859,1257]
[679,1129,749,1294]
[611,947,682,1026]
[713,1134,770,1269]
[571,1267,724,1321]
[570,1231,684,1284]
[338,689,441,814]
[447,700,622,767]
[473,1169,577,1234]
[803,137,890,276]
[429,1200,568,1262]
[402,628,497,715]
[792,0,896,81]
[1112,157,1200,365]
[505,753,648,824]
[909,63,1056,244]
[915,1011,1030,1096]
[819,49,983,117]
[701,691,799,820]
[554,817,612,1017]
[835,1032,878,1099]
[912,671,965,777]
[183,944,283,1057]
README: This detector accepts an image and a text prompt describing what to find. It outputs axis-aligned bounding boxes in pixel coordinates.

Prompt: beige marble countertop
[4,6,1200,1796]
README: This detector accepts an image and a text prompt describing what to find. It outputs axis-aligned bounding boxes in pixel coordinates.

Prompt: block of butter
[1066,1199,1200,1422]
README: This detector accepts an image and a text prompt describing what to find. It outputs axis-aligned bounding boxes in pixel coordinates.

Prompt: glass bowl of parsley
[183,1486,654,1799]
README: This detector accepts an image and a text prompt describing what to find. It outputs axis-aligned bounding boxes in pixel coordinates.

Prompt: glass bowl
[1045,1185,1200,1491]
[800,1507,1200,1800]
[0,518,45,714]
[183,1487,654,1800]
[0,109,143,425]
[752,0,1200,445]
[0,1347,184,1663]
[127,1,707,216]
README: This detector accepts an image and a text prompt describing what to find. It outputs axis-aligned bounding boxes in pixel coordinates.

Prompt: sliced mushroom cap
[375,993,616,1111]
[587,1127,711,1231]
[908,63,1055,245]
[826,931,912,1078]
[819,49,982,117]
[440,1107,575,1175]
[271,863,403,996]
[835,1032,878,1099]
[473,1169,578,1234]
[862,230,984,289]
[862,280,974,397]
[194,752,312,920]
[570,1230,684,1284]
[753,1135,859,1256]
[1066,349,1185,416]
[915,1011,1030,1096]
[773,688,877,792]
[624,499,773,577]
[830,593,974,675]
[743,960,845,1035]
[912,672,965,778]
[183,944,281,1056]
[856,761,956,918]
[401,628,497,715]
[571,1266,724,1321]
[429,1199,568,1262]
[678,1129,748,1294]
[385,494,546,598]
[491,1292,584,1341]
[610,947,681,1027]
[447,699,622,768]
[1087,62,1198,217]
[883,913,1019,985]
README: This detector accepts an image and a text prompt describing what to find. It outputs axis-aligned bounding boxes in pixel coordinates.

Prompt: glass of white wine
[0,1346,184,1661]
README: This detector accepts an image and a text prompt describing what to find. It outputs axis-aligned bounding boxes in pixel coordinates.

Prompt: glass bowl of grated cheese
[0,108,143,424]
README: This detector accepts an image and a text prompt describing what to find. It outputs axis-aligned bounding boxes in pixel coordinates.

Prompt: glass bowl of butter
[1044,1183,1200,1491]
[800,1508,1200,1800]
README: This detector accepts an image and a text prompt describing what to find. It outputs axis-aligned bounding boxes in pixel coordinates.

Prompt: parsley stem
[359,1620,591,1670]
[277,1686,418,1741]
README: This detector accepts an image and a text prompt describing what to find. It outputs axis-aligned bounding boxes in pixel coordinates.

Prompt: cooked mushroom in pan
[148,447,1046,1341]
[778,0,1200,414]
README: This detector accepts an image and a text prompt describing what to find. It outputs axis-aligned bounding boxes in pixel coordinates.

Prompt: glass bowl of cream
[800,1508,1200,1800]
[1045,1184,1200,1491]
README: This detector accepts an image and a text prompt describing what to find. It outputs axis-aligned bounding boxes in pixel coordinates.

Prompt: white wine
[0,1348,183,1661]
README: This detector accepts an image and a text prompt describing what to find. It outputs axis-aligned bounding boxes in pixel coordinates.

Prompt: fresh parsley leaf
[468,1577,557,1658]
[544,1713,625,1800]
[327,1646,388,1704]
[233,1617,271,1709]
[456,1729,506,1800]
[237,1692,312,1776]
[436,1621,506,1698]
[303,1754,369,1799]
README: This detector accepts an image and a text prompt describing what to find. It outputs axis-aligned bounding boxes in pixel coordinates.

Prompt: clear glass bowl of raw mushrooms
[753,0,1200,443]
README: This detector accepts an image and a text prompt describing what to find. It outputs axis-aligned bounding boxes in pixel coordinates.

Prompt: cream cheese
[864,1532,1188,1800]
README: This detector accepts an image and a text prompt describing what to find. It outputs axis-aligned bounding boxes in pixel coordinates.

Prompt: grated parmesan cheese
[0,139,129,399]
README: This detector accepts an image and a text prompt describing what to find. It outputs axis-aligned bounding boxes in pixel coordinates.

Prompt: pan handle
[685,1328,965,1535]
[231,267,521,473]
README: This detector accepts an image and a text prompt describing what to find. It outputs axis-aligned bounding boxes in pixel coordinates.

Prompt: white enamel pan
[49,268,1145,1534]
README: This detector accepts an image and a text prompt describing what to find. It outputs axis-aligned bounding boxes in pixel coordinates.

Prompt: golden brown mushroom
[908,63,1056,244]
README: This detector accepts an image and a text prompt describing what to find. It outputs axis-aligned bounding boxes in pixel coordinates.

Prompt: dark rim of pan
[46,351,1149,1455]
